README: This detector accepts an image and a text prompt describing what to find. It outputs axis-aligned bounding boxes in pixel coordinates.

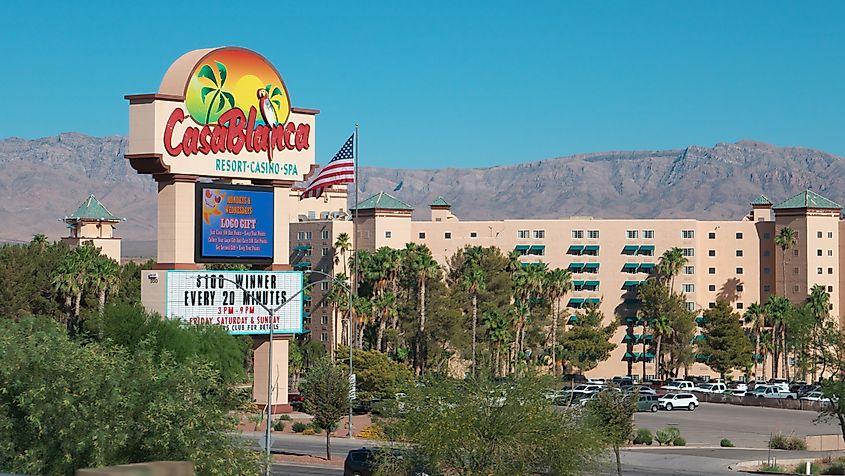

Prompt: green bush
[759,464,785,473]
[633,428,653,445]
[292,422,307,433]
[720,438,735,447]
[792,461,821,475]
[672,437,686,446]
[655,426,681,446]
[278,414,292,421]
[273,420,286,432]
[827,461,845,475]
[769,432,807,450]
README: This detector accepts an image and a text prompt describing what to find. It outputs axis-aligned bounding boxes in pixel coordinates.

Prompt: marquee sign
[165,270,304,335]
[195,183,274,263]
[126,47,315,181]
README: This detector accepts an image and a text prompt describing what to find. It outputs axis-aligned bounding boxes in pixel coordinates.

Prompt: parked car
[662,380,696,391]
[631,385,657,396]
[344,447,429,476]
[658,393,699,411]
[727,389,748,397]
[695,383,727,394]
[636,394,660,412]
[571,384,603,393]
[761,386,797,399]
[586,378,607,386]
[730,383,748,392]
[751,385,771,397]
[800,391,828,402]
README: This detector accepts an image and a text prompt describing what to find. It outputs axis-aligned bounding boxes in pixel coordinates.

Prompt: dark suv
[344,447,429,476]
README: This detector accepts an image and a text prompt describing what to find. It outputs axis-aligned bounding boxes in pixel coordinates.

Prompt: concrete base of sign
[252,334,290,410]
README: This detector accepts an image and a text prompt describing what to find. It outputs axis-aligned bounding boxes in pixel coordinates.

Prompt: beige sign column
[253,336,290,411]
[155,174,199,269]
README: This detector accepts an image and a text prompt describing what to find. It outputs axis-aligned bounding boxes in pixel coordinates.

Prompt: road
[634,402,840,448]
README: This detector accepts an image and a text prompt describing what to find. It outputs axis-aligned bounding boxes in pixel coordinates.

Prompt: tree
[775,227,797,295]
[588,386,637,476]
[382,375,605,475]
[336,347,414,400]
[0,316,258,475]
[300,358,350,461]
[483,310,514,377]
[765,295,795,379]
[806,284,831,382]
[744,302,766,381]
[403,243,440,375]
[334,233,352,278]
[558,303,616,374]
[463,266,486,376]
[657,247,687,290]
[545,268,572,376]
[699,301,753,379]
[638,279,691,379]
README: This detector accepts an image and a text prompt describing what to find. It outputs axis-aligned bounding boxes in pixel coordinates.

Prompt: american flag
[299,134,355,200]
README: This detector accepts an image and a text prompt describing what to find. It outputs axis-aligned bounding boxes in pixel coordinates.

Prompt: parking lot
[634,402,841,448]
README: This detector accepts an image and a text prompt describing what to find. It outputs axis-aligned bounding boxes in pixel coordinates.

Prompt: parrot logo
[202,189,226,225]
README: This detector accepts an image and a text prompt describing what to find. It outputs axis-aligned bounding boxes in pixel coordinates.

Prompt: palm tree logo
[197,61,235,124]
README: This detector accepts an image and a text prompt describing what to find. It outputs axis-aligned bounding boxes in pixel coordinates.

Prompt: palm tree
[373,292,397,352]
[30,234,48,249]
[513,262,547,357]
[333,232,352,278]
[657,247,687,290]
[90,256,121,335]
[484,310,513,377]
[404,243,440,375]
[765,295,794,379]
[197,61,235,124]
[652,314,672,380]
[545,268,573,376]
[463,266,486,377]
[326,273,351,346]
[806,284,830,382]
[744,302,766,381]
[758,330,774,381]
[775,227,797,295]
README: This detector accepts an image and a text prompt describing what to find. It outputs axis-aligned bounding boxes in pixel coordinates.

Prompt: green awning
[695,316,707,326]
[623,334,638,343]
[623,280,641,287]
[293,261,311,269]
[568,315,578,324]
[642,334,654,341]
[623,263,639,271]
[584,263,599,270]
[638,245,655,252]
[624,316,638,325]
[642,352,655,359]
[638,263,655,271]
[529,245,545,252]
[572,280,585,287]
[303,294,312,301]
[294,245,312,251]
[568,298,585,306]
[624,298,641,305]
[568,263,585,270]
[695,354,712,362]
[622,352,636,361]
[584,245,600,252]
[584,280,600,287]
[585,298,601,305]
[623,245,639,253]
[515,245,530,251]
[568,245,585,253]
[694,334,705,342]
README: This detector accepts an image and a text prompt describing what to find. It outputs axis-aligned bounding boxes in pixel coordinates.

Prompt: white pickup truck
[695,383,726,394]
[760,386,797,399]
[662,380,696,391]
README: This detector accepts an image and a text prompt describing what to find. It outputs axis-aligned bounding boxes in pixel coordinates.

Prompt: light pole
[217,270,350,476]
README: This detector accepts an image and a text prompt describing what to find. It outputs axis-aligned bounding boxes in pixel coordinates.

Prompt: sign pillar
[155,174,199,269]
[253,336,291,412]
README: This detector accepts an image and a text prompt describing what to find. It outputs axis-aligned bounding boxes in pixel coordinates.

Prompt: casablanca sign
[126,47,316,181]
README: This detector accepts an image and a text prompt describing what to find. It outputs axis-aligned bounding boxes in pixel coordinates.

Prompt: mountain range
[2,133,843,254]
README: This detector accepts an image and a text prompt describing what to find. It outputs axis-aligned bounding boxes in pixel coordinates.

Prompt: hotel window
[764,284,771,292]
[794,267,799,274]
[818,249,823,256]
[419,232,426,239]
[682,284,694,293]
[709,302,716,309]
[708,267,716,274]
[683,265,694,275]
[445,232,452,239]
[737,284,744,292]
[321,332,328,342]
[793,249,800,256]
[737,302,744,310]
[321,247,329,257]
[534,230,545,239]
[304,248,313,257]
[795,231,800,238]
[708,250,716,257]
[682,248,694,257]
[321,230,330,240]
[643,230,654,239]
[708,232,716,239]
[588,230,600,239]
[736,232,743,239]
[686,302,695,311]
[817,267,823,275]
[321,281,329,290]
[736,250,743,257]
[470,232,477,238]
[829,232,834,238]
[572,230,584,239]
[321,315,328,325]
[385,231,392,238]
[829,250,834,256]
[682,230,694,239]
[736,267,743,274]
[518,230,529,239]
[818,231,824,239]
[297,231,306,240]
[708,284,716,292]
[627,230,638,239]
[829,286,834,293]
[829,267,834,274]
[794,285,800,293]
[306,231,313,240]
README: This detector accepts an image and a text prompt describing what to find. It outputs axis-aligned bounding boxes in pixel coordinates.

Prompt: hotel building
[290,188,842,378]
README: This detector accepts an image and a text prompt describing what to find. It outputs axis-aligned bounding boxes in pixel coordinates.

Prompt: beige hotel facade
[291,188,843,379]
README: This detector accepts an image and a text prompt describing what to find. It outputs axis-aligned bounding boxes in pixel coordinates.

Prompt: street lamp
[217,269,351,476]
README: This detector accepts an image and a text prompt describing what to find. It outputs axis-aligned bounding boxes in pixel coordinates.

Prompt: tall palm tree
[775,227,797,296]
[326,273,351,346]
[765,295,794,379]
[463,266,486,377]
[513,262,547,356]
[484,310,514,377]
[545,268,573,376]
[30,234,48,249]
[744,302,766,381]
[657,247,687,290]
[404,243,440,375]
[374,292,397,352]
[806,284,830,382]
[333,232,352,278]
[758,330,774,381]
[90,256,120,319]
[652,314,672,380]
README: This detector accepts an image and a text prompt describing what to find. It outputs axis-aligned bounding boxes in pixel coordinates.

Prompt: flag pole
[348,123,359,439]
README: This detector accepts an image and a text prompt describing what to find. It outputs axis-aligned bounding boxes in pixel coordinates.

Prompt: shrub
[632,428,653,445]
[827,461,845,475]
[720,438,735,447]
[655,426,681,446]
[356,425,387,440]
[277,414,292,421]
[792,461,821,475]
[273,420,286,432]
[302,428,317,436]
[292,422,307,433]
[759,464,785,473]
[769,432,807,450]
[672,437,686,446]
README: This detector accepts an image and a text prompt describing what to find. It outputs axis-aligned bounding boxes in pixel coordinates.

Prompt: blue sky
[1,1,843,168]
